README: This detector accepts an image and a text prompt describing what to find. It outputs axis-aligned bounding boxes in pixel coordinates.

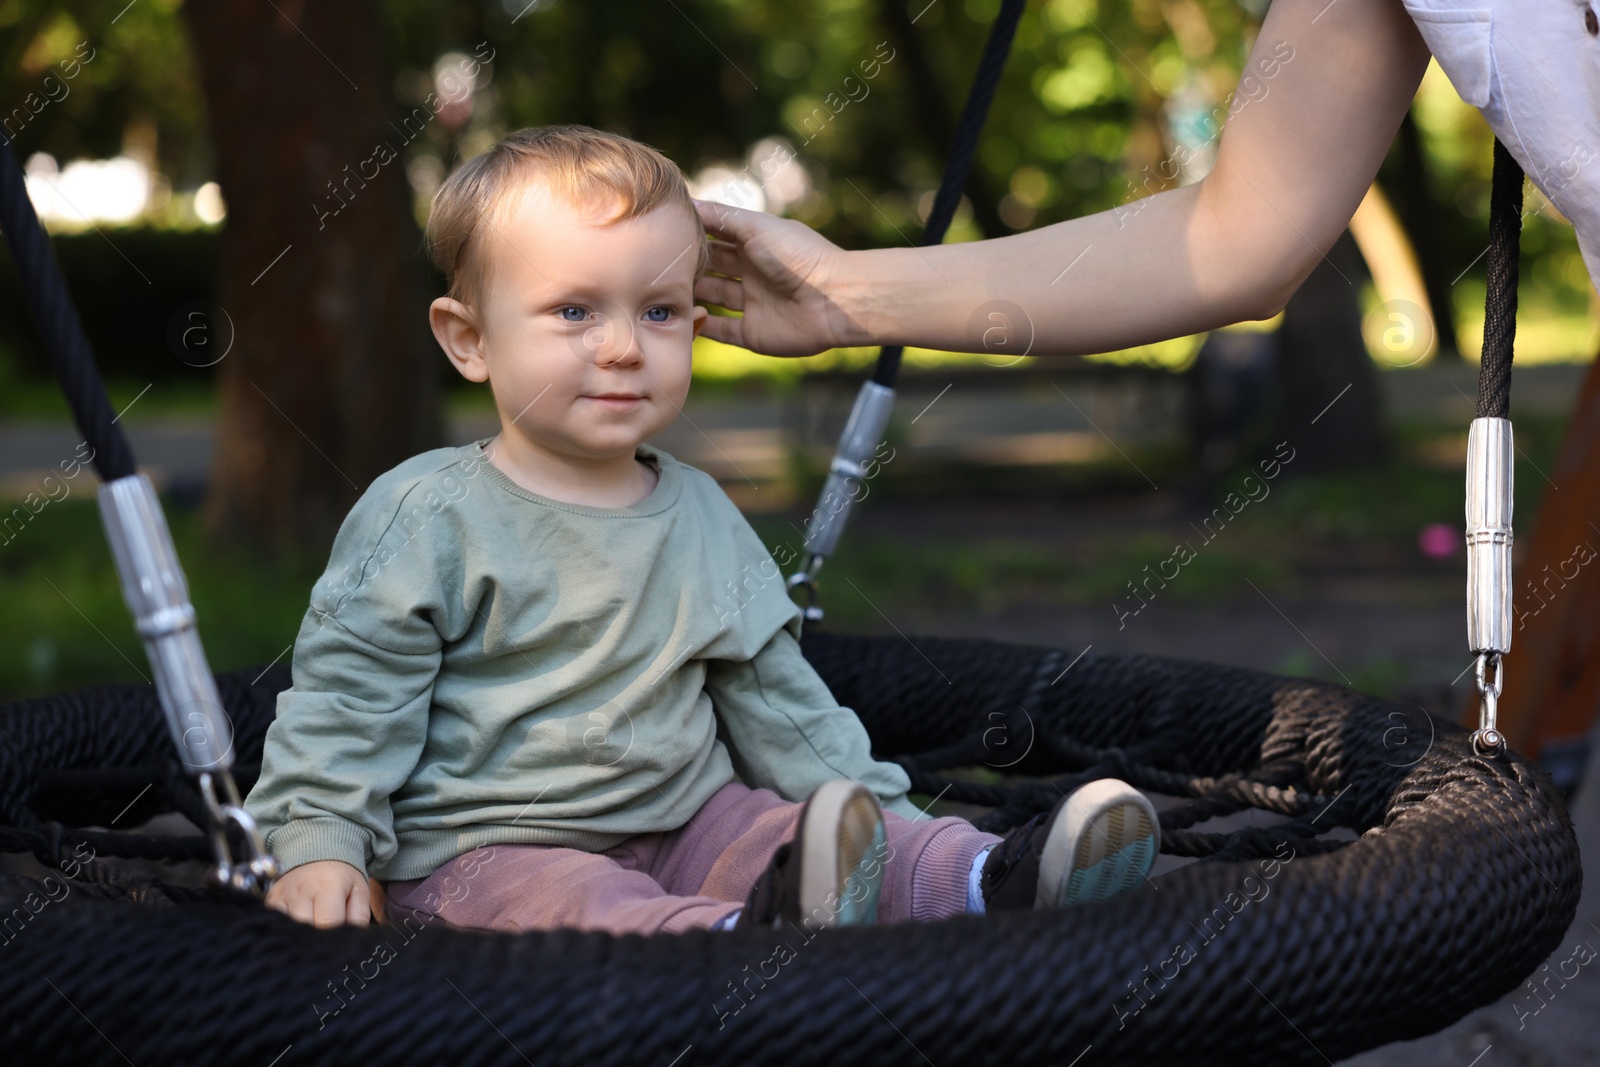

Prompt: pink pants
[384,780,1001,936]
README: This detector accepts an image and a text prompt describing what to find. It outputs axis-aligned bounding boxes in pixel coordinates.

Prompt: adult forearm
[834,183,1268,356]
[828,0,1429,358]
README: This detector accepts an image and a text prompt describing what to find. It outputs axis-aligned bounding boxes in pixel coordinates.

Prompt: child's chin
[572,434,653,457]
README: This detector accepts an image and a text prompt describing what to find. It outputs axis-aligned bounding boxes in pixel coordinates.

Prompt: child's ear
[690,304,710,339]
[430,297,490,383]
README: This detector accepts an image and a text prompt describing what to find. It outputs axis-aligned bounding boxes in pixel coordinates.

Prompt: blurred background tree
[182,0,443,551]
[0,0,1594,554]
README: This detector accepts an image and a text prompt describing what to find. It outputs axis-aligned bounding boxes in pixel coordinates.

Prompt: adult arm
[693,0,1430,357]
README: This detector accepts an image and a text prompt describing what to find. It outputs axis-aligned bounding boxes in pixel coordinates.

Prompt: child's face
[432,182,708,464]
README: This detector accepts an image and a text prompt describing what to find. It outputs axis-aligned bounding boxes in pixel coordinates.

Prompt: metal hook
[199,771,281,896]
[787,553,826,622]
[1471,651,1506,756]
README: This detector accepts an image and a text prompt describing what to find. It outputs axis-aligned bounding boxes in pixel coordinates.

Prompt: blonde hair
[426,125,709,307]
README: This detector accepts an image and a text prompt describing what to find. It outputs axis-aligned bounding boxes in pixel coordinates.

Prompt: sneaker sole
[797,781,886,929]
[1037,778,1159,908]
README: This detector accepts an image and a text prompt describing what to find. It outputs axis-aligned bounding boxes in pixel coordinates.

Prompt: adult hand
[264,858,372,928]
[692,199,856,357]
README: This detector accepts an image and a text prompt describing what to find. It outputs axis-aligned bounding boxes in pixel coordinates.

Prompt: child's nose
[594,317,644,366]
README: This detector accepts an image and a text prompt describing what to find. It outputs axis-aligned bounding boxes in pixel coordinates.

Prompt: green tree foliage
[1,0,1588,361]
[377,0,1271,249]
[0,0,207,187]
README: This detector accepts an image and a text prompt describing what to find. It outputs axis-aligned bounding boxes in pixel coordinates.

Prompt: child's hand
[264,859,372,928]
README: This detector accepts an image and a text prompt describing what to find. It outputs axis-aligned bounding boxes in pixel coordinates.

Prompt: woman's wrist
[825,246,927,350]
[817,247,877,350]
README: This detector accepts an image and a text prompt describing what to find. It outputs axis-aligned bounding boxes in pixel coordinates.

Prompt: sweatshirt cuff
[265,817,373,876]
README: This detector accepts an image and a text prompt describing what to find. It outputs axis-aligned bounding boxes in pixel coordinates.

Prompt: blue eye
[558,306,589,322]
[644,306,672,322]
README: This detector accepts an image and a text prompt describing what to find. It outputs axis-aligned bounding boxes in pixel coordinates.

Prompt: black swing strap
[788,0,1025,617]
[0,136,136,481]
[0,133,275,893]
[1465,137,1523,753]
[871,0,1027,386]
[1477,137,1522,418]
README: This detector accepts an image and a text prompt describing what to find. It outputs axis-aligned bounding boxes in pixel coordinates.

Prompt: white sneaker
[736,780,887,931]
[981,777,1159,910]
[1041,778,1160,907]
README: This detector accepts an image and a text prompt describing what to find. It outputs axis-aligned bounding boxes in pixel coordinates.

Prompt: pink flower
[1418,523,1459,559]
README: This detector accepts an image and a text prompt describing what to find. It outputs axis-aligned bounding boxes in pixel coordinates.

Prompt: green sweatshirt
[243,438,919,882]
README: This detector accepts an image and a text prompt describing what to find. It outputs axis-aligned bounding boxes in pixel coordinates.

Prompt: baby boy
[246,125,1159,936]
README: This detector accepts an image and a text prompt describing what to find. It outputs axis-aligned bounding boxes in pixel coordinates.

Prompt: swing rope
[1476,138,1522,419]
[871,0,1026,387]
[785,0,1027,616]
[0,137,136,481]
[0,128,276,895]
[1464,138,1524,753]
[0,630,1581,1067]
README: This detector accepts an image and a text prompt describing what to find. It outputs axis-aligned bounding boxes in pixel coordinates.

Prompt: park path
[1,363,1584,506]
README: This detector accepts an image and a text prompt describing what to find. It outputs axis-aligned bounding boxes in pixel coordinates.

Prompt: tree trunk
[1273,230,1386,471]
[182,0,442,556]
[1386,110,1461,359]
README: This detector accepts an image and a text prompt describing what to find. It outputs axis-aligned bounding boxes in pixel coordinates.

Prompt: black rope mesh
[0,631,1579,1066]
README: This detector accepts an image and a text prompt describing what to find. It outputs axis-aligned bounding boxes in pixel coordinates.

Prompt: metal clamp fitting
[789,380,897,621]
[1465,418,1514,656]
[98,474,281,892]
[802,380,896,562]
[1464,418,1513,759]
[98,474,235,774]
[1471,651,1506,756]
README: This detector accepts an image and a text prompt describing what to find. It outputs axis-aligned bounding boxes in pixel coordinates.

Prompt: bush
[0,227,221,387]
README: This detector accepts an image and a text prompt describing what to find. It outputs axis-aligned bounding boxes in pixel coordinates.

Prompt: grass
[0,410,1571,702]
[744,519,1293,626]
[0,496,324,700]
[0,374,221,421]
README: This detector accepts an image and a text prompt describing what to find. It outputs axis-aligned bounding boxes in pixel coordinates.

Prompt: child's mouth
[585,394,644,409]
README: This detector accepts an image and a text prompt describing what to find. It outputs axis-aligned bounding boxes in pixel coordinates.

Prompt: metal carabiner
[199,770,281,896]
[1471,651,1506,757]
[787,551,827,622]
